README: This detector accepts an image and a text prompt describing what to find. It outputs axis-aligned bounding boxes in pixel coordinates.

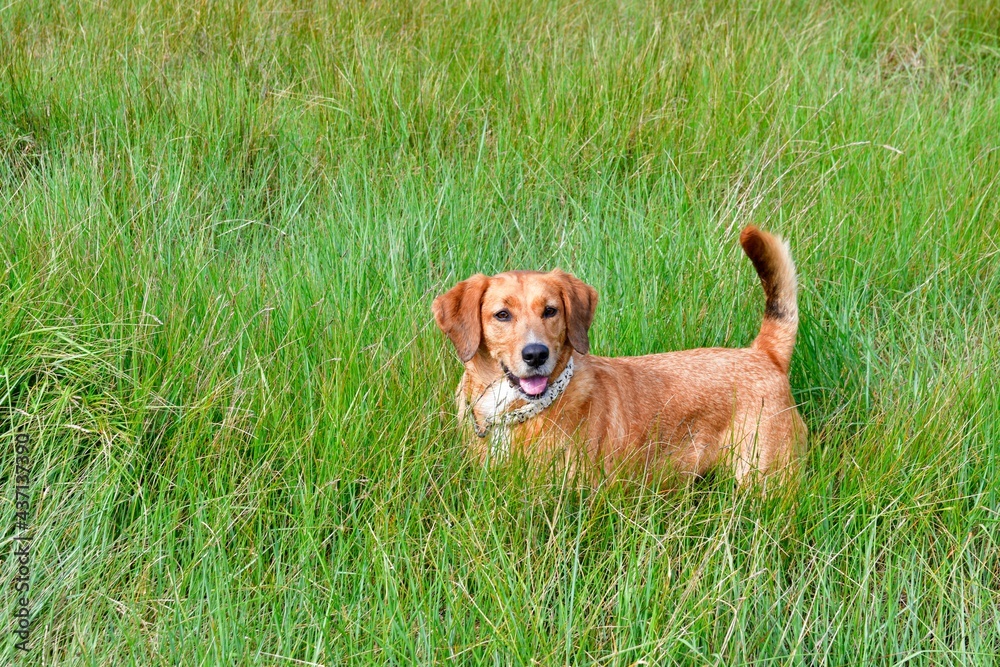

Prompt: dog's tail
[740,225,798,374]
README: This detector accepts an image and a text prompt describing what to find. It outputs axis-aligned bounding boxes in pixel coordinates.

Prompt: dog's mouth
[501,363,549,398]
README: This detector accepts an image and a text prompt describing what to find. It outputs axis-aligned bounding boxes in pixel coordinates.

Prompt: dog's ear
[432,274,489,362]
[554,270,598,354]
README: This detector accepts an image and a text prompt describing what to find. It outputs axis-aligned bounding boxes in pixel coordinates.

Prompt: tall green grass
[2,0,999,664]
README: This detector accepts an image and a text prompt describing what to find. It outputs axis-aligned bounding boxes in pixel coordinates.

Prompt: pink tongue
[519,376,548,396]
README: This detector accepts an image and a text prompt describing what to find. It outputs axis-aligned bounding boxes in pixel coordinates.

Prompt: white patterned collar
[471,356,575,439]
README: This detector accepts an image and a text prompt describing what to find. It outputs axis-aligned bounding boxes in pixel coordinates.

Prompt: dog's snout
[521,343,549,368]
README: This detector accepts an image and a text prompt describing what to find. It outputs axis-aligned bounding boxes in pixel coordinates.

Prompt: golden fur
[432,225,807,485]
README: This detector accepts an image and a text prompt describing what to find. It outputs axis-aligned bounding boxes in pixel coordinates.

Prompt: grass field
[2,0,1000,664]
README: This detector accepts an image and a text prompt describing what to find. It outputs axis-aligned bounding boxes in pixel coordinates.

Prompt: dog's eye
[494,310,511,321]
[543,306,558,318]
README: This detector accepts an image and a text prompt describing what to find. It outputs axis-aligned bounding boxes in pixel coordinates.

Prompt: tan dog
[432,226,806,485]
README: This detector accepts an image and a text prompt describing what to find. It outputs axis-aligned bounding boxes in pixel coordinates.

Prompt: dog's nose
[521,343,549,368]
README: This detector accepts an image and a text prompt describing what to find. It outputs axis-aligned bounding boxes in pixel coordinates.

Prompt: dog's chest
[472,381,521,459]
[474,380,522,423]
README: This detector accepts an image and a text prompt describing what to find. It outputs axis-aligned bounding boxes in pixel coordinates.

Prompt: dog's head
[432,270,598,397]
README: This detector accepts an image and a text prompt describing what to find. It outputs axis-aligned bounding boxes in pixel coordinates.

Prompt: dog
[432,225,806,485]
